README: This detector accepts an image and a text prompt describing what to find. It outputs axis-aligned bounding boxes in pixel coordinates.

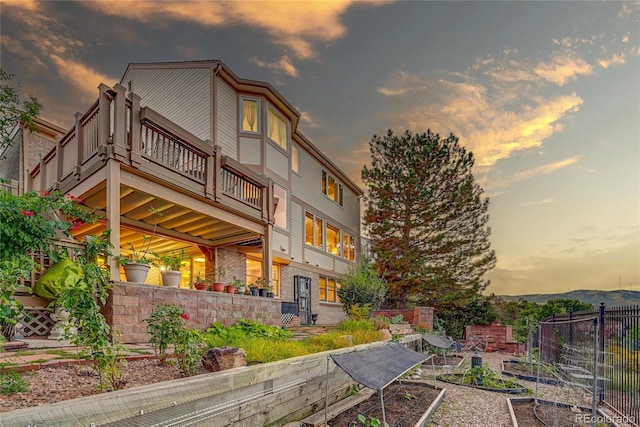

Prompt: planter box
[301,380,446,427]
[436,373,528,394]
[507,397,620,427]
[501,360,563,385]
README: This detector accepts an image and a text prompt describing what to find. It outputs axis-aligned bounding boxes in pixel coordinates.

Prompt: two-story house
[25,60,362,342]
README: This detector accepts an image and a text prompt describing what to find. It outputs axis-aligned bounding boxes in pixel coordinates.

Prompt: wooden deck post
[129,93,142,168]
[74,112,83,180]
[111,83,127,162]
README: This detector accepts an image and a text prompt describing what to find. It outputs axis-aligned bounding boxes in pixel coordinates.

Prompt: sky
[1,1,638,296]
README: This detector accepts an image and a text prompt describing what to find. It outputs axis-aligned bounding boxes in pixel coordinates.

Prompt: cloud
[534,55,593,86]
[518,198,555,208]
[251,55,299,78]
[297,109,319,129]
[1,0,38,11]
[598,53,627,68]
[81,1,387,60]
[512,156,581,182]
[49,55,117,99]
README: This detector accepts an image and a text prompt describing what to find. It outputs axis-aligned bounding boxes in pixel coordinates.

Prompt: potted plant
[253,276,267,297]
[115,206,160,283]
[265,282,274,298]
[211,266,226,292]
[116,240,154,283]
[193,272,209,291]
[152,249,189,288]
[229,278,245,294]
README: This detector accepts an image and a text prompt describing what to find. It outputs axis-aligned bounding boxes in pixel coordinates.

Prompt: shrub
[145,304,190,366]
[0,370,29,394]
[338,258,387,316]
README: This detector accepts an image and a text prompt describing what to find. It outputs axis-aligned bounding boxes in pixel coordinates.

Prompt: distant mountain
[495,290,640,308]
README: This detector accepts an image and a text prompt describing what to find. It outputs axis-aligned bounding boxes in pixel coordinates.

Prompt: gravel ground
[425,351,592,427]
[0,359,201,413]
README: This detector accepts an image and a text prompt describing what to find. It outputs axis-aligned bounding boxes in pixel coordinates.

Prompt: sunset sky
[1,1,638,296]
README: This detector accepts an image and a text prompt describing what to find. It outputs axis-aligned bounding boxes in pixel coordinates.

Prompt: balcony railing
[28,83,271,222]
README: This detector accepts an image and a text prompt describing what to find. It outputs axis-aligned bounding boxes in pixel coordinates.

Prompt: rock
[380,329,392,341]
[202,346,247,372]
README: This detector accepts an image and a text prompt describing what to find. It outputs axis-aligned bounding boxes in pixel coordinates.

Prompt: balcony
[26,83,275,272]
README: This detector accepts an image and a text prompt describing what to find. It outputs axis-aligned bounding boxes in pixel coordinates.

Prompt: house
[0,117,67,195]
[24,60,363,342]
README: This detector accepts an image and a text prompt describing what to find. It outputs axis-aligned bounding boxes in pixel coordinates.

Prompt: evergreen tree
[0,68,42,153]
[362,129,496,308]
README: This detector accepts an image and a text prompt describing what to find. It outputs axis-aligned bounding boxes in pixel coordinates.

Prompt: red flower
[40,191,50,197]
[21,210,34,217]
[180,313,190,320]
[66,193,83,203]
[69,220,83,231]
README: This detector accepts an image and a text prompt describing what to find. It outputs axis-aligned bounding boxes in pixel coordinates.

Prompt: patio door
[294,275,312,325]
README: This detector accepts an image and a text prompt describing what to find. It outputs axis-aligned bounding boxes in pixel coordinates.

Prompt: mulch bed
[510,400,617,427]
[327,382,441,427]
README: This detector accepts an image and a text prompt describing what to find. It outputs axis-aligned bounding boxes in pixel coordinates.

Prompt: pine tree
[362,129,496,308]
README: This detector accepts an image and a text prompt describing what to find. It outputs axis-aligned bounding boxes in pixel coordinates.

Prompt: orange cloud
[512,156,581,181]
[534,55,593,86]
[49,56,117,101]
[81,1,388,60]
[251,55,299,78]
[0,0,38,11]
[598,53,627,68]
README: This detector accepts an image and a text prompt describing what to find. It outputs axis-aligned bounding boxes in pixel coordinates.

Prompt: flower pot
[250,286,259,296]
[225,285,237,294]
[266,291,274,298]
[258,288,267,297]
[194,282,209,291]
[123,263,150,283]
[212,282,225,292]
[161,270,181,288]
[237,286,246,294]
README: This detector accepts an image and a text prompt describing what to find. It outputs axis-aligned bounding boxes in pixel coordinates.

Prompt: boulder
[202,346,247,372]
[380,328,392,341]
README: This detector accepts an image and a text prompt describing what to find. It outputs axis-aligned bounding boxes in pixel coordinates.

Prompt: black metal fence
[542,304,639,426]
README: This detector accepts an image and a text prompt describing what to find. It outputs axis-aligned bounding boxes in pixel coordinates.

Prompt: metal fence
[542,304,639,426]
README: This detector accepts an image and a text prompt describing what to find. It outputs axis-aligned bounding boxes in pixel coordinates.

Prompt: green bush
[337,258,387,317]
[0,370,29,395]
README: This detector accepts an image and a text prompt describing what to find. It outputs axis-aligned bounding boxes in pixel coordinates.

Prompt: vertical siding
[122,67,211,141]
[215,78,238,160]
[291,148,360,233]
[290,201,303,262]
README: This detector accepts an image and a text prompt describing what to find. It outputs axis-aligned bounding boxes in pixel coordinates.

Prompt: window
[305,211,324,249]
[240,97,259,133]
[267,107,287,149]
[326,223,340,256]
[273,184,288,229]
[246,258,281,297]
[291,145,299,173]
[322,170,344,206]
[319,275,340,303]
[343,232,355,261]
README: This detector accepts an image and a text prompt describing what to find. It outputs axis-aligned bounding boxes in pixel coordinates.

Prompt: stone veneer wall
[217,248,246,283]
[103,282,281,343]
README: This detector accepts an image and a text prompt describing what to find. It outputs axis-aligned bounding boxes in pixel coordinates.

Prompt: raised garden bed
[507,397,618,427]
[436,373,529,394]
[502,359,563,385]
[302,381,445,427]
[429,354,464,367]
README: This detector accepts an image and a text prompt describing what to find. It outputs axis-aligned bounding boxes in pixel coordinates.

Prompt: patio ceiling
[69,183,261,257]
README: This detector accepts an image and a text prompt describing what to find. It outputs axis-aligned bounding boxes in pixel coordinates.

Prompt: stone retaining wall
[102,282,281,343]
